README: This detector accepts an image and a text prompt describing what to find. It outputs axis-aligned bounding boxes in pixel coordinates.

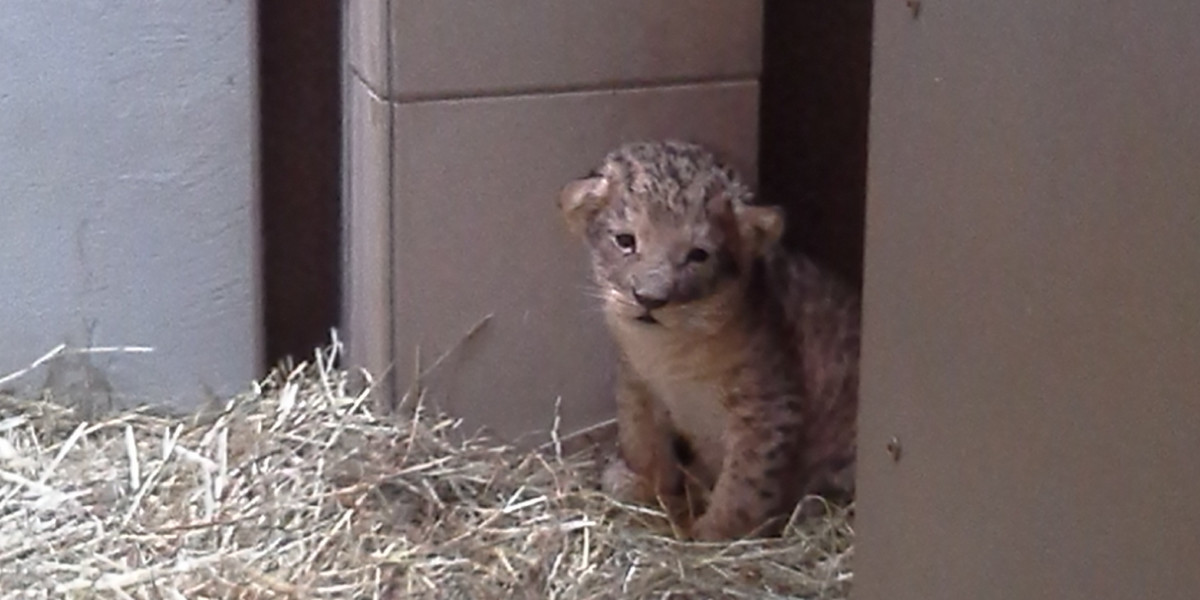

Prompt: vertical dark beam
[758,0,874,287]
[257,0,343,364]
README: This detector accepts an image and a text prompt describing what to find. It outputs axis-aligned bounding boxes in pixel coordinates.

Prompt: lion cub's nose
[633,291,669,310]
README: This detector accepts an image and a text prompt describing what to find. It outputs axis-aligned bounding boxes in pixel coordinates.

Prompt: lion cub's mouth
[635,313,660,325]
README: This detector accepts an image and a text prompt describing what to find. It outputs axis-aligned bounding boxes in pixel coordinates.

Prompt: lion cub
[558,140,860,541]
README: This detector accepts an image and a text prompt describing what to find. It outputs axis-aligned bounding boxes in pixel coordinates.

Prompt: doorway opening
[759,0,873,289]
[257,0,343,367]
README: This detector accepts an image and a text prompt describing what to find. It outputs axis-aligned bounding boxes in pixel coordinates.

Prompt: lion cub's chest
[615,323,738,482]
[647,377,727,481]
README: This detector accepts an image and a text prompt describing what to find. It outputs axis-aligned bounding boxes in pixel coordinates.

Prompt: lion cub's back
[772,252,861,497]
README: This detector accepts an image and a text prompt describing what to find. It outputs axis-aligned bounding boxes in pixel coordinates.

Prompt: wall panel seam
[385,75,761,105]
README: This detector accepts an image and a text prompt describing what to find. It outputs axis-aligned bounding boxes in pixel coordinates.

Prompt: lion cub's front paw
[600,455,643,502]
[689,503,780,542]
[689,512,732,542]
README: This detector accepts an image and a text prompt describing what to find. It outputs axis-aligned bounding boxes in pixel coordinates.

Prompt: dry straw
[0,340,853,599]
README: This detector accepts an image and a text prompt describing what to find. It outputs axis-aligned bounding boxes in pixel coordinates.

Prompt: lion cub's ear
[558,175,610,237]
[736,204,785,255]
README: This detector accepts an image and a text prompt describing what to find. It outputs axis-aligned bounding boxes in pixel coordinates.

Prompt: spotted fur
[559,140,860,541]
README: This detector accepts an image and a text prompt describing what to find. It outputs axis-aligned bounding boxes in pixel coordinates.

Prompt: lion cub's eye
[613,233,637,252]
[685,248,710,263]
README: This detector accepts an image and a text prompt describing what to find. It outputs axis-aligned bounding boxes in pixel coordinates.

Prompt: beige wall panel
[342,76,395,399]
[855,2,1200,599]
[346,0,389,94]
[391,82,759,443]
[388,0,763,98]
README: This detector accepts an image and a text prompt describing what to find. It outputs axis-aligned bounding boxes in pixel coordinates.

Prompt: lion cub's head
[558,140,784,329]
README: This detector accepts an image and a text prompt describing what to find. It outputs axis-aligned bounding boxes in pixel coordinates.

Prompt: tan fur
[559,140,860,541]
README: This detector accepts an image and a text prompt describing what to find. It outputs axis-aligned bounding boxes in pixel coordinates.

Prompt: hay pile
[0,342,853,599]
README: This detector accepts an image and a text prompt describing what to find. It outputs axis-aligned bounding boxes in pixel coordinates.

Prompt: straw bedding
[0,341,853,599]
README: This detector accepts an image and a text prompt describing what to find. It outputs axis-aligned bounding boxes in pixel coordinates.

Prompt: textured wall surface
[0,2,260,414]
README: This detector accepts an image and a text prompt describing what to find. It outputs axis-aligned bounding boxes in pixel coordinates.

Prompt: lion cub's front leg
[690,392,805,541]
[602,363,694,525]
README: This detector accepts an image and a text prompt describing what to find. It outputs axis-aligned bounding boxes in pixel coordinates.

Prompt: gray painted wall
[0,2,260,414]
